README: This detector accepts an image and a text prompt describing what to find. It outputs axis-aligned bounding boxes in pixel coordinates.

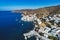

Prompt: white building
[21,14,38,22]
[23,29,41,40]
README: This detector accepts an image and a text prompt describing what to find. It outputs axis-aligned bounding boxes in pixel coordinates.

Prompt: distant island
[13,5,60,18]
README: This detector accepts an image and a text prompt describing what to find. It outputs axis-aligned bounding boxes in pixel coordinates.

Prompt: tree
[39,32,44,36]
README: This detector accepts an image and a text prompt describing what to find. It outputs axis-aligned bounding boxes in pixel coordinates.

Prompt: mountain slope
[13,5,60,18]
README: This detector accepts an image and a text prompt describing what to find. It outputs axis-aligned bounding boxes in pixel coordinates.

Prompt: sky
[0,0,60,10]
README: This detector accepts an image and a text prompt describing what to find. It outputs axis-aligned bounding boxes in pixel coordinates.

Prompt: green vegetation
[48,36,58,40]
[56,11,60,14]
[45,22,51,28]
[57,22,60,27]
[49,20,55,25]
[39,32,44,36]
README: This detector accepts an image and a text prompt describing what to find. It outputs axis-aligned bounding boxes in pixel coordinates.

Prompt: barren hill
[13,5,60,18]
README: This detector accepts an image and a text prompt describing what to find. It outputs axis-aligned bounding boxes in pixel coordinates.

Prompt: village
[21,13,60,40]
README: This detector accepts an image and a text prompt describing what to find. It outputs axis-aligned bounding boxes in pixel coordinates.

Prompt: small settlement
[21,13,60,40]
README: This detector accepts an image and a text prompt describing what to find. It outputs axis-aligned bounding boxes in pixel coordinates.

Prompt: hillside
[13,5,60,18]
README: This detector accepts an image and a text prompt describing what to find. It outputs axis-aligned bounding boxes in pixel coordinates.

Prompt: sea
[0,11,35,40]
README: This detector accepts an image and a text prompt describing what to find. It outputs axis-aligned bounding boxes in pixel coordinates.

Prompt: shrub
[39,32,44,36]
[45,22,51,28]
[57,22,60,27]
[48,36,58,40]
[49,20,55,25]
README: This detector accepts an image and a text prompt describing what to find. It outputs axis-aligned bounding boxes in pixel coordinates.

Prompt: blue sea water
[0,11,35,40]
